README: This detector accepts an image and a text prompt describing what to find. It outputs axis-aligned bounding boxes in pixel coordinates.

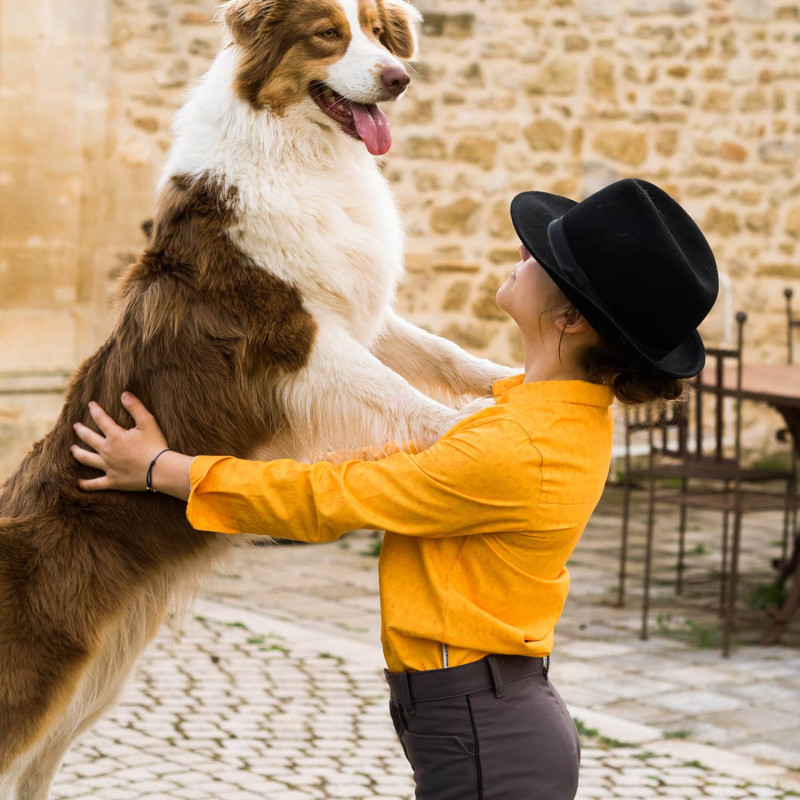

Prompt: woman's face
[496,243,568,334]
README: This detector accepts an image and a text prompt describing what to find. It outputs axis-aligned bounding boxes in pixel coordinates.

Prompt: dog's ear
[378,0,422,60]
[224,0,278,47]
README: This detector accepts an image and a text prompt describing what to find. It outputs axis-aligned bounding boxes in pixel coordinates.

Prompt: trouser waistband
[384,654,549,716]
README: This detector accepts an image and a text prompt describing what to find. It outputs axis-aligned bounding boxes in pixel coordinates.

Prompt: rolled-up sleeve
[187,417,542,542]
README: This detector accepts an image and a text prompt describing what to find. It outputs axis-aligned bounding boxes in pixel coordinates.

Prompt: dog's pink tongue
[351,102,392,156]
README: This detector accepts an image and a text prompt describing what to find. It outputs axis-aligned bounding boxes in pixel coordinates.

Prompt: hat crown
[557,179,719,354]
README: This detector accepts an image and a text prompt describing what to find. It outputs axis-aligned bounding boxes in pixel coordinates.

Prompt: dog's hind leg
[15,586,173,800]
[15,736,75,800]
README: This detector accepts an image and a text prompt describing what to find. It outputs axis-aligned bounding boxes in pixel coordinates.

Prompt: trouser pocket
[402,728,479,800]
[389,696,480,799]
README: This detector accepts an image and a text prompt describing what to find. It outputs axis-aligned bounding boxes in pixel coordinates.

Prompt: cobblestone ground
[46,489,800,799]
[51,596,800,800]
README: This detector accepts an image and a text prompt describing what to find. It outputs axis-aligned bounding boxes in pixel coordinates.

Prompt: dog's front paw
[454,394,496,423]
[471,362,522,395]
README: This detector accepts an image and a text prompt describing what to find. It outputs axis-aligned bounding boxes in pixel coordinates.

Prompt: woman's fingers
[121,392,154,429]
[78,475,112,492]
[71,445,105,471]
[88,401,122,438]
[73,421,106,452]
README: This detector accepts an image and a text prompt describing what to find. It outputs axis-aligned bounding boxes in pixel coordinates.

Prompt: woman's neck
[522,335,592,384]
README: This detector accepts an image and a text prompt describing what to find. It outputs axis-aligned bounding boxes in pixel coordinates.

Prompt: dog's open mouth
[309,82,392,157]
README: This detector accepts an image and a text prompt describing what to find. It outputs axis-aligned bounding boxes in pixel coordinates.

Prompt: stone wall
[1,0,799,475]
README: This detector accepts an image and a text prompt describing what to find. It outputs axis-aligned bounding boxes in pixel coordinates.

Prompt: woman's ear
[556,308,593,336]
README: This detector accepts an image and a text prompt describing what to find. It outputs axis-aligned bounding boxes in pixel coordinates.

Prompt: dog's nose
[381,67,410,97]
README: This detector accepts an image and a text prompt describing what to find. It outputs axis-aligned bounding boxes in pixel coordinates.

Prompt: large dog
[0,0,514,797]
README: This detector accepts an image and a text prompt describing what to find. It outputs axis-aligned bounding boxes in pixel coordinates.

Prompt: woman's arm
[72,392,193,499]
[73,393,540,542]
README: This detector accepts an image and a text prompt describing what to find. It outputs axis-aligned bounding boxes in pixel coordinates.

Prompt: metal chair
[785,288,800,365]
[619,313,798,655]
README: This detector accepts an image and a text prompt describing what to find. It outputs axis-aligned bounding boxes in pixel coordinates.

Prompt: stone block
[740,88,769,112]
[488,248,519,265]
[745,212,772,234]
[549,178,580,197]
[736,0,772,21]
[488,200,516,240]
[402,136,447,160]
[719,141,748,161]
[421,13,475,38]
[591,129,648,166]
[441,280,471,311]
[523,119,566,152]
[471,274,507,321]
[157,58,191,88]
[785,206,800,239]
[526,59,578,96]
[133,115,160,133]
[564,35,590,52]
[702,89,733,113]
[440,321,494,350]
[759,140,798,164]
[454,135,497,170]
[579,0,615,19]
[655,129,679,157]
[430,198,481,235]
[589,57,616,102]
[703,207,740,236]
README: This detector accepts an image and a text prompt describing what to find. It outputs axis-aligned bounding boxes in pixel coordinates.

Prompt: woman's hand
[72,392,193,500]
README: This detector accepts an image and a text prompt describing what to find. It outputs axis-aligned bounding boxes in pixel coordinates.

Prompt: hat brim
[510,191,706,379]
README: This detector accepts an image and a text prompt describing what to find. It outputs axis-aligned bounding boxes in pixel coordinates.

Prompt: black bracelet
[146,448,171,492]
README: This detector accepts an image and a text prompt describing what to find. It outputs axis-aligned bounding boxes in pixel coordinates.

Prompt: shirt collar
[492,374,615,407]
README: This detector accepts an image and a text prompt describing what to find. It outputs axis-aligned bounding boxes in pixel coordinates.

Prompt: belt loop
[486,655,506,699]
[397,671,416,716]
[543,654,550,681]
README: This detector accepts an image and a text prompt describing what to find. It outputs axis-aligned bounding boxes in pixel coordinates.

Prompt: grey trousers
[385,655,580,800]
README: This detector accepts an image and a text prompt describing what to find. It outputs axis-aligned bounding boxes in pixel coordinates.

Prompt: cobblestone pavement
[49,489,800,799]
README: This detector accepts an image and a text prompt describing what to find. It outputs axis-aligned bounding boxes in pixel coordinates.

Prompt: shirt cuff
[186,454,243,534]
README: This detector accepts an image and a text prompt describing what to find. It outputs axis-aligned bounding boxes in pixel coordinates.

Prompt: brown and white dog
[0,1,514,797]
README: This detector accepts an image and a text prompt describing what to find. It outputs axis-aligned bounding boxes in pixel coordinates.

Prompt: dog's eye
[319,28,339,39]
[373,26,382,36]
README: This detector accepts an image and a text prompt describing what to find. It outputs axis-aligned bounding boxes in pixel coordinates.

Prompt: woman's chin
[496,279,513,310]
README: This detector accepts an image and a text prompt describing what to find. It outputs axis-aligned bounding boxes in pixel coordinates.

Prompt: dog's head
[224,0,421,155]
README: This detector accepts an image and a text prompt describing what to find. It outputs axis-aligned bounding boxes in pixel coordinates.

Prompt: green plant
[663,729,692,739]
[572,718,631,749]
[656,614,722,649]
[746,580,787,611]
[683,759,709,770]
[752,452,792,472]
[572,718,598,739]
[360,535,383,557]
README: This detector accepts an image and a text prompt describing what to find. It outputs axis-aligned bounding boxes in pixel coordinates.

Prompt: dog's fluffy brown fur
[0,174,316,794]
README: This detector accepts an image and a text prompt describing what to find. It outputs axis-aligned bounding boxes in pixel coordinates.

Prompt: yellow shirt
[187,376,615,673]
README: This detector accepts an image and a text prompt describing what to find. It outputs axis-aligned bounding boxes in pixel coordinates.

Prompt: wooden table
[704,362,800,643]
[705,363,800,452]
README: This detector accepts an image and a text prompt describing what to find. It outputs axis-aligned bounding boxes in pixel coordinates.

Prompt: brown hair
[580,342,686,405]
[553,302,686,405]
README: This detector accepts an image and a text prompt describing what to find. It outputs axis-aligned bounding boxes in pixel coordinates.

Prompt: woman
[72,178,718,799]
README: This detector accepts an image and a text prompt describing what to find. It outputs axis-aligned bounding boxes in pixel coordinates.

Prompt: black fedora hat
[510,178,719,378]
